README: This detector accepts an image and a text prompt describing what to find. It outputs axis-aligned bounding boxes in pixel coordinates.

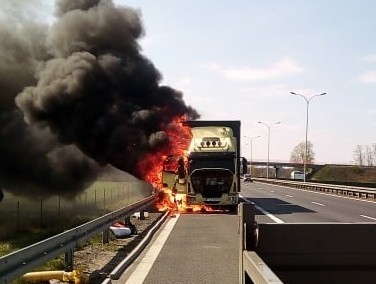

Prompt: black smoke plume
[0,0,198,199]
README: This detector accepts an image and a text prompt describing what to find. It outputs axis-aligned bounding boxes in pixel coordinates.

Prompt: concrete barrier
[239,203,376,284]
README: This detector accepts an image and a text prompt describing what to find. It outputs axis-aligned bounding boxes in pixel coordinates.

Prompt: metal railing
[0,195,155,284]
[0,181,152,239]
[254,178,376,200]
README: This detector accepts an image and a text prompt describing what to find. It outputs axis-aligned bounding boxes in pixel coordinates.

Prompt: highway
[119,181,376,283]
[242,181,376,223]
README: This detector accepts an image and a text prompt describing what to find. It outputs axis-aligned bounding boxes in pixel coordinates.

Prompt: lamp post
[244,135,260,175]
[257,122,281,179]
[290,91,327,182]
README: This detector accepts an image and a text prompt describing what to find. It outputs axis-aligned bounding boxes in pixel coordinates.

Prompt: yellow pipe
[22,270,82,284]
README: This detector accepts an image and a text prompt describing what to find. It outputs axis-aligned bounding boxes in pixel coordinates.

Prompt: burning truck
[160,120,248,212]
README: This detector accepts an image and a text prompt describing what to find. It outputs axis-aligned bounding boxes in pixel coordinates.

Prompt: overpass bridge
[247,161,326,178]
[249,161,325,169]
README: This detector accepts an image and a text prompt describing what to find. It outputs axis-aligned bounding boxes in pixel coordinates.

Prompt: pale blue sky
[11,1,376,164]
[115,0,376,164]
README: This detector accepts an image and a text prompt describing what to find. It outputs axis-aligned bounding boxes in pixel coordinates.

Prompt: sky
[113,0,376,165]
[6,0,376,165]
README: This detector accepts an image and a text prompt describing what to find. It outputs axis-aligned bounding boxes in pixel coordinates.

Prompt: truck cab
[161,120,247,212]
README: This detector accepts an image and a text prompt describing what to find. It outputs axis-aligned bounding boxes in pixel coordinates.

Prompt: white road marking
[269,190,275,193]
[239,194,284,224]
[311,201,325,207]
[360,214,376,221]
[125,214,180,284]
[254,204,285,224]
[285,194,294,198]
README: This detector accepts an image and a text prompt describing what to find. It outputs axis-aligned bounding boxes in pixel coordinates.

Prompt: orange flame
[138,116,215,213]
[138,116,191,187]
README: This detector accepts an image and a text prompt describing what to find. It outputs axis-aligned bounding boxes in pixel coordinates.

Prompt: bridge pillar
[275,167,280,178]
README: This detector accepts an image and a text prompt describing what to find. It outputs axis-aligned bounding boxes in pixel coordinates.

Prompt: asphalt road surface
[120,212,239,284]
[242,181,376,223]
[119,181,376,283]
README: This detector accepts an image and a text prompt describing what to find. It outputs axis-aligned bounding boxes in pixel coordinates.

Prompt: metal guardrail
[242,251,282,284]
[0,195,155,284]
[108,210,169,281]
[254,178,376,200]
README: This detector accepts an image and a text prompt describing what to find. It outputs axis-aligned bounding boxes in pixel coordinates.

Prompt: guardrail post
[239,202,257,284]
[64,249,74,271]
[102,228,110,244]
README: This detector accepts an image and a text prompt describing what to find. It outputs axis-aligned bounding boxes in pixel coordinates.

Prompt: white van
[291,171,304,180]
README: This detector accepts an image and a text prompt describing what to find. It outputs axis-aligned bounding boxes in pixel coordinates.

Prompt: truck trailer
[162,120,247,211]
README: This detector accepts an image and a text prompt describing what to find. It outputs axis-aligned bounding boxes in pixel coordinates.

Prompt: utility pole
[290,91,327,182]
[244,135,260,175]
[258,122,281,179]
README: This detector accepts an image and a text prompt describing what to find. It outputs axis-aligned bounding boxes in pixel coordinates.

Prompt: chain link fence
[0,180,153,239]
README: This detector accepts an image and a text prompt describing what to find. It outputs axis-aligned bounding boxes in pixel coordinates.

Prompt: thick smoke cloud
[0,0,198,199]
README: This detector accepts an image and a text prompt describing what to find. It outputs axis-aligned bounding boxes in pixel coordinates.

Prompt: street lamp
[257,122,281,179]
[244,135,260,175]
[290,91,327,182]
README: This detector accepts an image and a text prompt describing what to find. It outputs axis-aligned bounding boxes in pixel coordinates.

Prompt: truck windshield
[188,152,236,173]
[190,169,233,197]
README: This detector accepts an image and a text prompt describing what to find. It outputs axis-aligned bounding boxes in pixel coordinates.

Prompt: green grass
[0,180,152,255]
[0,216,92,256]
[314,165,376,183]
[0,180,153,283]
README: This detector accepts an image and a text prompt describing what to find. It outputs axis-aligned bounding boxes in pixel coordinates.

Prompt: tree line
[353,144,376,167]
[290,141,315,163]
[289,141,376,167]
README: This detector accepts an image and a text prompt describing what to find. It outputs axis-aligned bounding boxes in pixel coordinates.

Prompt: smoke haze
[0,0,198,199]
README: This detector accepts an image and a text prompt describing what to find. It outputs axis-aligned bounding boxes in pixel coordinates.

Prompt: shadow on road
[243,198,316,215]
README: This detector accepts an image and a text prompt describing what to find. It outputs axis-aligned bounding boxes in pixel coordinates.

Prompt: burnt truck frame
[161,120,248,211]
[183,120,247,211]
